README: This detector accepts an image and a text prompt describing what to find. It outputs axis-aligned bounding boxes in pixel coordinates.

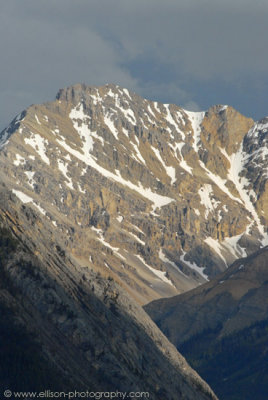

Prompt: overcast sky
[1,0,268,130]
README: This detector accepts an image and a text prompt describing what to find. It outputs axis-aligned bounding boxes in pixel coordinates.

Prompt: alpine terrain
[0,83,267,397]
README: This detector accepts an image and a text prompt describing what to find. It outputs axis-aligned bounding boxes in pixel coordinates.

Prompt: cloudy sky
[1,0,268,129]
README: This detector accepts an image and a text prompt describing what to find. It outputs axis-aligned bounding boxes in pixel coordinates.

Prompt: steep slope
[0,202,217,399]
[0,84,267,304]
[145,247,268,399]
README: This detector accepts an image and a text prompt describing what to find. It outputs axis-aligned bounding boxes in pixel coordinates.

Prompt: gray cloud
[0,1,139,128]
[1,0,268,129]
[93,1,268,81]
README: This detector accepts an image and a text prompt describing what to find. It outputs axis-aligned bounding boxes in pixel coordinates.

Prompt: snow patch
[14,154,26,166]
[128,231,145,246]
[147,105,156,120]
[184,110,205,152]
[154,102,161,113]
[24,171,35,189]
[12,190,47,216]
[169,142,192,175]
[159,249,188,278]
[77,183,86,193]
[164,105,185,140]
[198,184,220,218]
[136,254,175,287]
[152,147,176,184]
[224,144,268,246]
[122,127,129,137]
[34,203,46,215]
[69,103,96,151]
[222,234,247,258]
[104,113,119,139]
[128,223,144,235]
[104,262,111,270]
[131,137,146,165]
[35,115,41,125]
[12,189,33,204]
[24,133,50,165]
[119,105,137,125]
[180,251,208,280]
[92,227,125,261]
[205,231,248,266]
[58,159,74,190]
[122,88,132,100]
[90,90,102,105]
[204,237,227,266]
[200,160,241,203]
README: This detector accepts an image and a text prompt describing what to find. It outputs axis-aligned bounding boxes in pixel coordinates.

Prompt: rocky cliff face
[145,246,268,399]
[0,83,267,398]
[0,84,267,304]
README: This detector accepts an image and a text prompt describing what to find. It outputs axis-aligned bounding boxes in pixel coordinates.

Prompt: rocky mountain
[0,84,224,398]
[145,246,268,399]
[0,83,267,305]
[0,83,267,396]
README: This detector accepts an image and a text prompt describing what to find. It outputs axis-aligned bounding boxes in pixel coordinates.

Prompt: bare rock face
[1,83,267,398]
[0,83,267,306]
[201,105,253,155]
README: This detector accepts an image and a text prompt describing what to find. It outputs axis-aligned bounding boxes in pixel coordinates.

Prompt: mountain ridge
[0,82,267,397]
[0,84,267,304]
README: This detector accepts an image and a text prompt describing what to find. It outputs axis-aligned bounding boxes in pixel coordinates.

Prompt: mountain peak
[55,83,136,106]
[0,83,266,399]
[0,84,266,304]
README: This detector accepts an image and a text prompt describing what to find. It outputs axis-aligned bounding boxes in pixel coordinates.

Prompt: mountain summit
[0,83,267,397]
[0,84,267,303]
[0,84,224,398]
